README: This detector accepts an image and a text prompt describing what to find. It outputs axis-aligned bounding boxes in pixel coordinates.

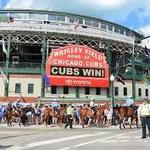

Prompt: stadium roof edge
[0,9,143,38]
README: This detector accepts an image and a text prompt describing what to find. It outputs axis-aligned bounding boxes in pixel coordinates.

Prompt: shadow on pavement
[0,145,13,150]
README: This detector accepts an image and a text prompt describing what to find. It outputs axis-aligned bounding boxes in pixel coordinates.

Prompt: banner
[46,45,109,87]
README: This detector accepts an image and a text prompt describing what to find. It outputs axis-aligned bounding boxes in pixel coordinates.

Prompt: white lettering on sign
[85,48,103,60]
[53,59,83,67]
[65,79,91,86]
[53,47,83,57]
[51,67,80,76]
[85,61,103,68]
[51,66,105,77]
[82,69,104,77]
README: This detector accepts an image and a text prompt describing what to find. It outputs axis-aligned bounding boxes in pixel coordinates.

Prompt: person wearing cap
[126,95,134,107]
[137,98,150,139]
[51,99,59,114]
[15,99,22,109]
[65,104,74,129]
[90,98,96,116]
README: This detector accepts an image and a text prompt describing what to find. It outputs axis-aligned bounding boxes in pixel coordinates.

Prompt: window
[57,15,65,22]
[123,87,127,96]
[115,87,119,96]
[85,87,90,95]
[68,17,83,24]
[63,86,69,94]
[138,88,142,97]
[107,88,109,97]
[48,14,65,22]
[101,23,106,29]
[108,24,113,31]
[12,13,28,20]
[96,88,101,95]
[28,13,47,20]
[15,83,21,93]
[120,29,124,35]
[28,84,34,94]
[92,21,99,27]
[85,19,92,26]
[51,86,57,94]
[126,30,130,36]
[114,27,120,33]
[145,89,148,97]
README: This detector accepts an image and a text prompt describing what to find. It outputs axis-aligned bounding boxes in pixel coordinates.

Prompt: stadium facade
[0,9,149,104]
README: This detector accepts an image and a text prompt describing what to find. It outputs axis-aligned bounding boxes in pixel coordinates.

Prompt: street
[0,124,149,150]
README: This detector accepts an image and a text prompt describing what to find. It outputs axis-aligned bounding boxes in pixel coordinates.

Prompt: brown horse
[43,106,52,126]
[43,106,66,126]
[80,103,110,128]
[95,103,110,126]
[5,108,13,126]
[114,106,139,130]
[80,107,94,128]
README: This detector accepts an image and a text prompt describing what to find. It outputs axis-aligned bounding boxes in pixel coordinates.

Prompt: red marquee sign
[46,45,109,87]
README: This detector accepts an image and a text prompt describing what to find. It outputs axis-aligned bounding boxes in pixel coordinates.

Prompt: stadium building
[0,9,149,104]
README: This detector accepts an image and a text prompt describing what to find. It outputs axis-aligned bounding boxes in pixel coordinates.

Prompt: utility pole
[4,35,11,97]
[41,36,47,98]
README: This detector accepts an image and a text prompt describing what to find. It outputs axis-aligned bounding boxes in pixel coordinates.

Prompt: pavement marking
[57,130,139,150]
[58,147,70,150]
[7,132,108,150]
[73,130,139,148]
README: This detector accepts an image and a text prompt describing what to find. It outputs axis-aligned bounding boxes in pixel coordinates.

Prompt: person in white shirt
[137,98,150,139]
[65,104,74,129]
[90,98,96,116]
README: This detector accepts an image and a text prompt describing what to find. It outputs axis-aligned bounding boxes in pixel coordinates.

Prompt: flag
[2,39,8,57]
[116,74,125,85]
[8,16,14,24]
[42,74,50,88]
[144,46,150,56]
[0,68,8,83]
[74,20,79,30]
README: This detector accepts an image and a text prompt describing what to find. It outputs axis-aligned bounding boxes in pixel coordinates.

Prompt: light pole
[110,74,115,125]
[131,38,136,100]
[110,74,115,108]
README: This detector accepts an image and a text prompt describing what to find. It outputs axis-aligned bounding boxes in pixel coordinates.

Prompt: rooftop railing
[0,22,134,44]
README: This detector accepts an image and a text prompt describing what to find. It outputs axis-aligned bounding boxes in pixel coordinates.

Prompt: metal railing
[0,22,134,44]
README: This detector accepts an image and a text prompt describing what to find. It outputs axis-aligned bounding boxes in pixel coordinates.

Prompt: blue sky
[0,0,150,35]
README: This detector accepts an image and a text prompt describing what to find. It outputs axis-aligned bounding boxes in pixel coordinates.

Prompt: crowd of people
[0,96,150,139]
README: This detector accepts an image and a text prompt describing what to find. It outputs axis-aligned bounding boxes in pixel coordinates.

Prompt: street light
[110,74,115,108]
[110,74,115,125]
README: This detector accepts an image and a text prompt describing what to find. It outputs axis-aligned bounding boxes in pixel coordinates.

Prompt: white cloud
[80,0,128,9]
[140,25,150,36]
[5,0,52,10]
